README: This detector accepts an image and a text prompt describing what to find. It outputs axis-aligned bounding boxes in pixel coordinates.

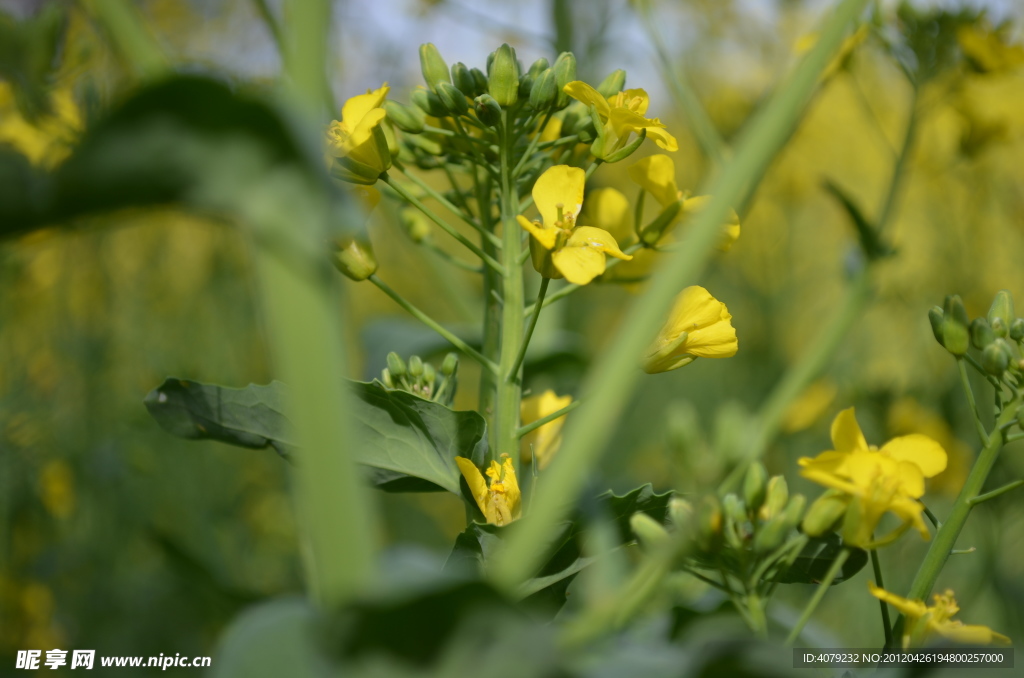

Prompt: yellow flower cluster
[456,456,522,526]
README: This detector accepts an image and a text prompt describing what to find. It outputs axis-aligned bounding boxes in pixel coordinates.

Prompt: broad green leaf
[144,378,487,494]
[446,484,673,608]
[768,532,868,585]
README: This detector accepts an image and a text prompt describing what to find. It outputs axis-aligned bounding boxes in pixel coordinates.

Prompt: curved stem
[517,399,581,438]
[369,274,498,374]
[507,277,549,382]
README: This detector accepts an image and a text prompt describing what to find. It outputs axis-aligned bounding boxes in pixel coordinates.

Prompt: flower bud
[470,68,489,95]
[743,462,768,515]
[991,317,1008,339]
[410,88,448,118]
[988,290,1015,329]
[552,52,577,107]
[971,317,995,349]
[760,476,789,521]
[631,512,670,550]
[596,68,626,97]
[1012,318,1024,342]
[695,495,723,551]
[802,491,847,536]
[408,355,424,378]
[474,94,502,127]
[399,208,431,243]
[331,236,377,281]
[757,494,805,554]
[529,68,558,110]
[441,353,459,376]
[383,100,426,134]
[669,497,693,528]
[722,493,746,526]
[423,362,437,387]
[436,81,469,116]
[451,62,476,97]
[928,306,945,346]
[419,43,451,90]
[381,368,395,389]
[941,295,970,356]
[983,340,1011,376]
[781,494,806,530]
[404,133,444,157]
[526,57,549,78]
[488,43,519,106]
[387,352,407,378]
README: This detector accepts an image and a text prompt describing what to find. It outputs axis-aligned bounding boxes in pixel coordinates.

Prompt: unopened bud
[696,495,723,551]
[410,88,448,118]
[760,476,789,521]
[381,368,395,389]
[488,43,519,106]
[1012,318,1024,342]
[991,317,1008,339]
[755,493,805,554]
[470,67,488,95]
[983,340,1011,376]
[529,68,558,110]
[474,94,502,127]
[988,290,1015,329]
[942,295,970,356]
[451,62,476,97]
[722,493,746,526]
[781,494,806,530]
[928,306,945,347]
[331,237,377,281]
[743,462,768,515]
[596,69,626,97]
[441,352,459,376]
[801,491,847,537]
[526,57,549,78]
[399,208,431,243]
[383,100,425,134]
[668,497,693,529]
[408,355,424,378]
[419,43,451,90]
[552,52,576,107]
[971,317,995,350]
[387,352,407,378]
[436,81,469,116]
[423,362,437,386]
[631,512,670,550]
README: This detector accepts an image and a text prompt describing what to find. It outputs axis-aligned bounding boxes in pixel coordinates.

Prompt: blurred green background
[3,0,1024,664]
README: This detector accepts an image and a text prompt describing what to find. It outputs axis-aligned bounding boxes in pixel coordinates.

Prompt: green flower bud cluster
[331,236,377,281]
[381,351,459,406]
[931,290,1024,379]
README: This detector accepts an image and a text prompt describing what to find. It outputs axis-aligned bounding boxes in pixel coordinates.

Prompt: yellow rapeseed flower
[456,455,522,526]
[799,408,947,548]
[326,83,392,184]
[517,165,632,284]
[563,81,678,152]
[643,286,738,373]
[520,390,572,469]
[869,582,1011,648]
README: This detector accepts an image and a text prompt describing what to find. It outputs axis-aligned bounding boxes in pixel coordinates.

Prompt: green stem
[490,0,871,593]
[380,173,505,274]
[870,547,893,647]
[785,548,850,645]
[369,274,498,374]
[477,171,502,438]
[958,358,991,446]
[494,110,525,469]
[85,0,168,79]
[969,479,1024,506]
[507,277,549,382]
[720,269,871,493]
[891,401,1019,646]
[513,110,554,177]
[517,399,581,438]
[425,242,484,273]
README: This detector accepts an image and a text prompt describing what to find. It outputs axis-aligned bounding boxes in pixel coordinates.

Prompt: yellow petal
[563,81,611,119]
[644,125,679,152]
[456,456,489,517]
[500,457,522,520]
[881,434,947,478]
[619,88,651,115]
[341,83,389,128]
[643,286,737,372]
[869,582,929,619]
[521,391,572,468]
[800,467,863,497]
[581,187,632,244]
[830,408,869,455]
[566,226,633,260]
[518,215,558,250]
[894,460,926,498]
[934,621,1012,645]
[627,155,679,208]
[533,165,585,228]
[552,242,608,285]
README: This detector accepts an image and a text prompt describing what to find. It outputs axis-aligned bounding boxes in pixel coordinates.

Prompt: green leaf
[823,179,894,261]
[446,484,673,609]
[768,532,868,585]
[144,378,487,494]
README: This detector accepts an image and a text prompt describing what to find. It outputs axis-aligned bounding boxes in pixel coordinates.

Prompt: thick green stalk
[477,172,502,438]
[891,402,1018,644]
[490,0,871,592]
[495,110,525,469]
